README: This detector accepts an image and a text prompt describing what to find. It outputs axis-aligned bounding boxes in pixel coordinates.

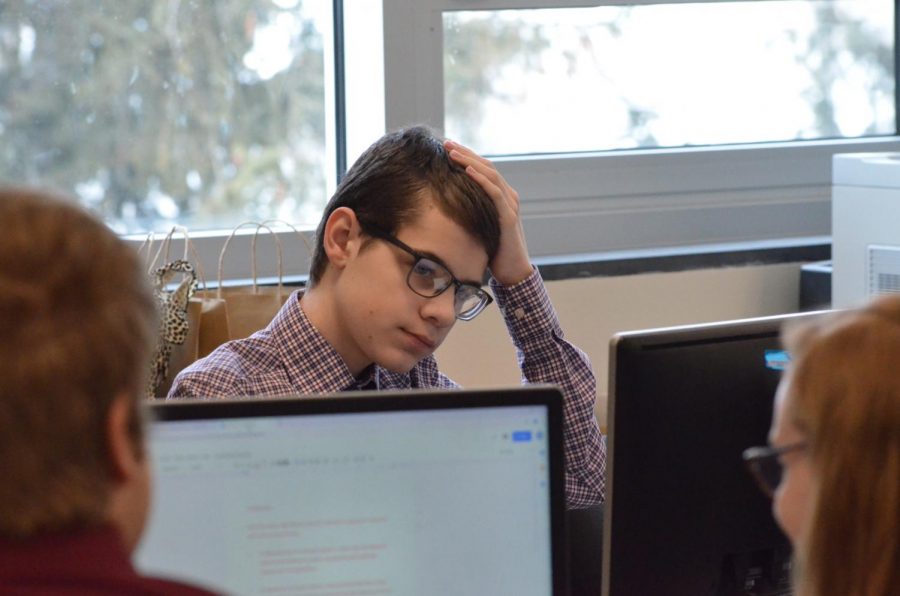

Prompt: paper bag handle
[216,221,284,299]
[136,231,155,269]
[255,218,313,256]
[147,225,210,291]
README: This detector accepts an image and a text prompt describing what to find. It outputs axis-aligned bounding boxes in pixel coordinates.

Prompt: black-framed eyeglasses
[742,442,808,498]
[364,227,493,321]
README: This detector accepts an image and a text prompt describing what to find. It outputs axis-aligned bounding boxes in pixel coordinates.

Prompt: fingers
[444,139,491,168]
[460,161,501,199]
[444,140,532,284]
[444,140,498,184]
[444,140,518,206]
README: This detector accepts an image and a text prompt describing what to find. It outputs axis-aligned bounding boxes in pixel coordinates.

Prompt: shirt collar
[270,291,380,394]
[352,364,379,391]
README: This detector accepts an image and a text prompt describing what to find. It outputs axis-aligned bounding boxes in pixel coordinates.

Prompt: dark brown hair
[308,126,500,285]
[0,188,157,538]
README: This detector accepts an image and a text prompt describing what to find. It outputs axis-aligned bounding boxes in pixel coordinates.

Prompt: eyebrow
[364,225,487,288]
[411,247,484,288]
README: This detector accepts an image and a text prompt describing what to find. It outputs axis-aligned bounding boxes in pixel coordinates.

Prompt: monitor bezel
[148,385,568,596]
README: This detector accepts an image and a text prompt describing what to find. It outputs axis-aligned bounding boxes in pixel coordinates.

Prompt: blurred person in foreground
[744,295,900,596]
[0,188,216,595]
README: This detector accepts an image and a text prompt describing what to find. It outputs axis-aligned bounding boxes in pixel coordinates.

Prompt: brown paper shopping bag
[195,293,230,359]
[195,220,306,357]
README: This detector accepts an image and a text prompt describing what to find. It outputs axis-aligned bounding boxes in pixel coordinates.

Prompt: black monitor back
[603,311,825,596]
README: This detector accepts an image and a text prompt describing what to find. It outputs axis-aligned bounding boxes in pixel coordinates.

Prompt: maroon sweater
[0,526,218,595]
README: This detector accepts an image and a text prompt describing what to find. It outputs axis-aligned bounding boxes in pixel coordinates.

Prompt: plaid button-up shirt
[169,268,605,508]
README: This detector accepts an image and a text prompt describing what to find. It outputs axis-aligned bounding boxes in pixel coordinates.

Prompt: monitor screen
[603,311,825,596]
[135,387,566,596]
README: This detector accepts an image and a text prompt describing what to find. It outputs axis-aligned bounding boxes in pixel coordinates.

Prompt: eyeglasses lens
[408,258,452,296]
[455,287,486,320]
[407,255,488,320]
[751,455,782,497]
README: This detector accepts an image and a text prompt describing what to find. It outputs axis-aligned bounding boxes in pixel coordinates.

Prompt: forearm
[491,269,606,507]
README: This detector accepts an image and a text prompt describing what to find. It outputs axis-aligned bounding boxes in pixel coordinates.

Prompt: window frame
[383,0,900,258]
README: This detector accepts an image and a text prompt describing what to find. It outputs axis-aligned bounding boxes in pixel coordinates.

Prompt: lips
[403,329,435,351]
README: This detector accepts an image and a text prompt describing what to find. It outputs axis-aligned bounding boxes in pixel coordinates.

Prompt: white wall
[434,262,803,429]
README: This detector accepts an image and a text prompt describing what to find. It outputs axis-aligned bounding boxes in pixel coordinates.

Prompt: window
[0,0,335,235]
[3,0,899,279]
[386,0,900,257]
[444,2,894,154]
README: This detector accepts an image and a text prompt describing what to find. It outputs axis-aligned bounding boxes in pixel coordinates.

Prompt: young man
[0,189,215,595]
[170,126,606,508]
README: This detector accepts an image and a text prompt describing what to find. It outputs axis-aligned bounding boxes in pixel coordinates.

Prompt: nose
[419,288,457,328]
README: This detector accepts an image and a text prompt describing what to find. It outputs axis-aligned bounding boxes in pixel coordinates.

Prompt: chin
[376,352,423,374]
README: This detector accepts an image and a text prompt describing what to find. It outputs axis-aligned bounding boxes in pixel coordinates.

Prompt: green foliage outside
[0,0,325,233]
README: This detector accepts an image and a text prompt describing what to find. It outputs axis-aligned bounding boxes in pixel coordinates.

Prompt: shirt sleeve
[167,366,244,399]
[490,267,606,508]
[167,347,250,399]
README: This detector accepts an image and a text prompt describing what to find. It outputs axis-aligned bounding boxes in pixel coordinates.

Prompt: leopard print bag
[147,259,198,398]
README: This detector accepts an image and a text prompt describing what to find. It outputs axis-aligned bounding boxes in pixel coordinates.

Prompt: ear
[106,393,141,484]
[322,207,364,270]
[105,393,151,553]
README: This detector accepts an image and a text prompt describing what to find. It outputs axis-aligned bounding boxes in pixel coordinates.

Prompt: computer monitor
[604,311,826,596]
[135,387,567,596]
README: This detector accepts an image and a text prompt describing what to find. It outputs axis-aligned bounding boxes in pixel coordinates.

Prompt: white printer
[832,152,900,308]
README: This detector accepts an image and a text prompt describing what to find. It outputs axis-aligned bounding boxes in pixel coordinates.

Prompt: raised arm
[447,141,606,507]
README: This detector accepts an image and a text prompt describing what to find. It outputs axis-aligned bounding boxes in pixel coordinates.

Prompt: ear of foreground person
[0,188,218,595]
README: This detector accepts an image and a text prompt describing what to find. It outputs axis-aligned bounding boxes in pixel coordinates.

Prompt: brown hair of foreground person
[0,188,157,541]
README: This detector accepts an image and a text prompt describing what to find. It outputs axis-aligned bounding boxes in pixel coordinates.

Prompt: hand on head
[444,140,533,286]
